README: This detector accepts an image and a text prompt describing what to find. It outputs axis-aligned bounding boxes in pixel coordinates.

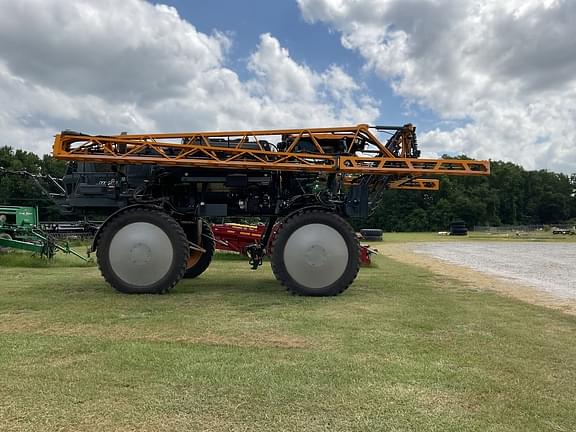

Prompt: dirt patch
[379,243,576,315]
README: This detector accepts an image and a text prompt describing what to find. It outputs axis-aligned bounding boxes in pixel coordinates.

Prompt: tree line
[1,146,575,229]
[362,158,576,231]
[0,146,68,219]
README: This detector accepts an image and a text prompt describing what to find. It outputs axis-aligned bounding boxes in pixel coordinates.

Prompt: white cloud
[298,0,576,173]
[0,0,378,156]
[246,34,378,125]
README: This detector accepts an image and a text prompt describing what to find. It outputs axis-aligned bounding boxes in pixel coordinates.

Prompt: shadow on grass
[176,271,284,297]
[1,250,377,310]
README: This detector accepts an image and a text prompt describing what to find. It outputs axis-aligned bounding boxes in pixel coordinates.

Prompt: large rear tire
[271,210,360,296]
[96,208,189,294]
[183,222,215,279]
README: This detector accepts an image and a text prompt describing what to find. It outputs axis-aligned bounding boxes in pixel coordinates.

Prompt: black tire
[360,228,383,238]
[96,207,189,294]
[449,220,467,236]
[361,235,383,241]
[183,222,215,279]
[271,210,360,296]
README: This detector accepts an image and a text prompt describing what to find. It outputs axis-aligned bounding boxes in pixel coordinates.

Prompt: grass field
[1,240,576,431]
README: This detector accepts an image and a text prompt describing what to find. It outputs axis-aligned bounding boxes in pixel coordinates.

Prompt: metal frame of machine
[48,123,489,296]
[53,124,487,187]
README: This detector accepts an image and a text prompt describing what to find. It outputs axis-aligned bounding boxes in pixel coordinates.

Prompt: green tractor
[0,205,88,261]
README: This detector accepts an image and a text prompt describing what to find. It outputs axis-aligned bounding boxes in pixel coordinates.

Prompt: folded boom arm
[53,124,489,192]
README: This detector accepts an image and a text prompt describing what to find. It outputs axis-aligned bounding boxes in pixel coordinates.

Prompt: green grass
[1,250,576,431]
[0,249,95,268]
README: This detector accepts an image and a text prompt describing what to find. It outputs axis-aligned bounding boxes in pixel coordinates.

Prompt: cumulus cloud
[246,34,378,125]
[0,0,378,156]
[298,0,576,173]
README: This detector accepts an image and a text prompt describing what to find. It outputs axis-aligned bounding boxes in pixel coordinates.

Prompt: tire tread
[271,210,360,296]
[96,207,189,294]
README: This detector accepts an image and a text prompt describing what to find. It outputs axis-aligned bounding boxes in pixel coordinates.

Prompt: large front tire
[271,210,360,296]
[96,208,189,294]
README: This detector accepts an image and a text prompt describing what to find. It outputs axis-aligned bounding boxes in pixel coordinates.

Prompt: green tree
[363,158,575,231]
[0,146,66,219]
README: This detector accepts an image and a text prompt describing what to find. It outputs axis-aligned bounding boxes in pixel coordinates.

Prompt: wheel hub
[129,243,152,265]
[109,222,174,287]
[283,223,349,289]
[305,244,328,267]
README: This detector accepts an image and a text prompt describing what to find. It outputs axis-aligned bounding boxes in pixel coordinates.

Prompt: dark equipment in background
[449,220,468,236]
[360,228,383,241]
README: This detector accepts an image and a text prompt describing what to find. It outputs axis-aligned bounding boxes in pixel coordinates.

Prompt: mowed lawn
[1,249,576,431]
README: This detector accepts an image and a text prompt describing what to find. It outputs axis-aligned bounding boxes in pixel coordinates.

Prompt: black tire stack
[449,220,468,236]
[360,228,383,241]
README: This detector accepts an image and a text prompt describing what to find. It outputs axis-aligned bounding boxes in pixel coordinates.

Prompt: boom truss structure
[53,124,489,191]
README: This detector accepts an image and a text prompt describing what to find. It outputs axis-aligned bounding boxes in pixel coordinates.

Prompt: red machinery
[212,223,376,265]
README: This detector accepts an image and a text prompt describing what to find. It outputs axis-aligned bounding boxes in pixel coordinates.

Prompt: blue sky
[152,0,417,127]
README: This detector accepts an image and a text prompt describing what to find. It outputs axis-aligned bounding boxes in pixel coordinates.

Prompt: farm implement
[0,206,89,261]
[49,123,489,296]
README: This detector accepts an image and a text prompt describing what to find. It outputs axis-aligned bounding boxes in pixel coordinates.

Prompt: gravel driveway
[412,242,576,300]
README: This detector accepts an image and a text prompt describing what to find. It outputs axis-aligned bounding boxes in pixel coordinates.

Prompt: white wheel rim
[109,222,174,287]
[283,223,349,289]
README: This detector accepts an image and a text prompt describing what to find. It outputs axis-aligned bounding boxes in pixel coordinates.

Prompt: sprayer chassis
[52,124,489,296]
